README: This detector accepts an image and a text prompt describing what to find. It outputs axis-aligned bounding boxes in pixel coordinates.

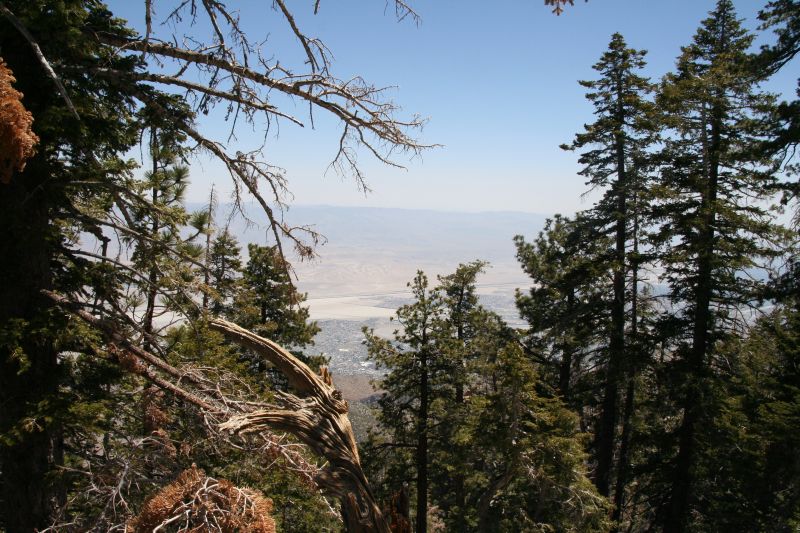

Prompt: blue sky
[108,0,795,215]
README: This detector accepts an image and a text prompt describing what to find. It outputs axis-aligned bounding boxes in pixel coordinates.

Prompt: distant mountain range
[197,203,547,260]
[188,203,548,298]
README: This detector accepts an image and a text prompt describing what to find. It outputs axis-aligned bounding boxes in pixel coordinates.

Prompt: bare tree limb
[42,289,323,491]
[91,33,428,157]
[209,318,391,533]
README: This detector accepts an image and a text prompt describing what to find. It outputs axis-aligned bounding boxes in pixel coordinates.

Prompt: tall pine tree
[561,32,656,498]
[652,1,784,529]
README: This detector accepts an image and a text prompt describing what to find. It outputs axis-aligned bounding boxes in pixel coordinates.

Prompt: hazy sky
[109,0,795,215]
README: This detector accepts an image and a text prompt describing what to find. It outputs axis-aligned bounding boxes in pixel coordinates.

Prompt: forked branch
[209,319,391,533]
[44,290,388,532]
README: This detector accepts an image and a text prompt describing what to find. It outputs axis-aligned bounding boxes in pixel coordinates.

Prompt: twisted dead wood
[44,290,388,531]
[209,318,390,533]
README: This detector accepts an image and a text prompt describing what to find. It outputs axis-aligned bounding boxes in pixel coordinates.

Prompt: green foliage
[235,244,319,349]
[207,229,244,317]
[515,214,609,405]
[758,0,800,222]
[468,343,610,532]
[647,3,789,528]
[162,321,341,533]
[363,265,610,532]
[692,303,800,532]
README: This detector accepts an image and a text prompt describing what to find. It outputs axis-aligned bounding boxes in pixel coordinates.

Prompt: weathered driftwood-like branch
[44,291,385,531]
[42,290,322,490]
[209,318,390,533]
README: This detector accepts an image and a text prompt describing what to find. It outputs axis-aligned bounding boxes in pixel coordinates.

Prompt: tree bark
[210,319,391,533]
[416,347,429,533]
[663,102,721,533]
[0,160,62,532]
[612,202,641,529]
[595,69,628,498]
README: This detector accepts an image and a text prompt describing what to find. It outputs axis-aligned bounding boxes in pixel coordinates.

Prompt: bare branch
[92,33,429,158]
[273,0,326,74]
[210,319,391,533]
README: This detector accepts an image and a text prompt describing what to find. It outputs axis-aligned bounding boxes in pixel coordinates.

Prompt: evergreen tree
[124,121,205,345]
[0,0,426,529]
[515,214,609,407]
[366,265,611,532]
[468,343,610,532]
[207,229,243,318]
[430,261,487,530]
[235,244,318,350]
[365,271,441,533]
[0,3,139,528]
[758,0,800,220]
[561,32,657,498]
[695,301,800,532]
[651,1,784,529]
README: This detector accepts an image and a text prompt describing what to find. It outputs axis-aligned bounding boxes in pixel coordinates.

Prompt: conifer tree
[515,215,609,406]
[207,229,243,318]
[366,264,612,532]
[125,121,204,345]
[652,1,784,529]
[561,32,656,498]
[431,261,486,530]
[365,271,441,533]
[235,244,318,350]
[0,4,139,528]
[758,0,800,220]
[468,342,611,532]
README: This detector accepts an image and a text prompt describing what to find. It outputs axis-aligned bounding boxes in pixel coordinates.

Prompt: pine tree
[696,301,800,531]
[757,0,800,220]
[515,214,609,406]
[124,121,203,346]
[235,244,318,350]
[0,3,139,528]
[468,342,611,532]
[652,1,784,529]
[365,271,441,533]
[0,0,426,528]
[207,229,243,318]
[561,32,657,498]
[365,265,612,532]
[431,261,486,530]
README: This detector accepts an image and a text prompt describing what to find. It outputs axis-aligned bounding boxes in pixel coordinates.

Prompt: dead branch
[209,318,391,533]
[545,0,585,16]
[84,0,432,278]
[91,32,429,161]
[128,466,276,533]
[44,290,370,528]
[42,290,322,490]
[0,57,38,184]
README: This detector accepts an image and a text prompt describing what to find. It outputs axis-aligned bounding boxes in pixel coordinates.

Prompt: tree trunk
[595,71,628,497]
[0,161,62,532]
[559,289,577,402]
[453,308,466,531]
[612,203,641,529]
[142,141,160,349]
[416,348,429,533]
[202,186,214,310]
[663,103,720,533]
